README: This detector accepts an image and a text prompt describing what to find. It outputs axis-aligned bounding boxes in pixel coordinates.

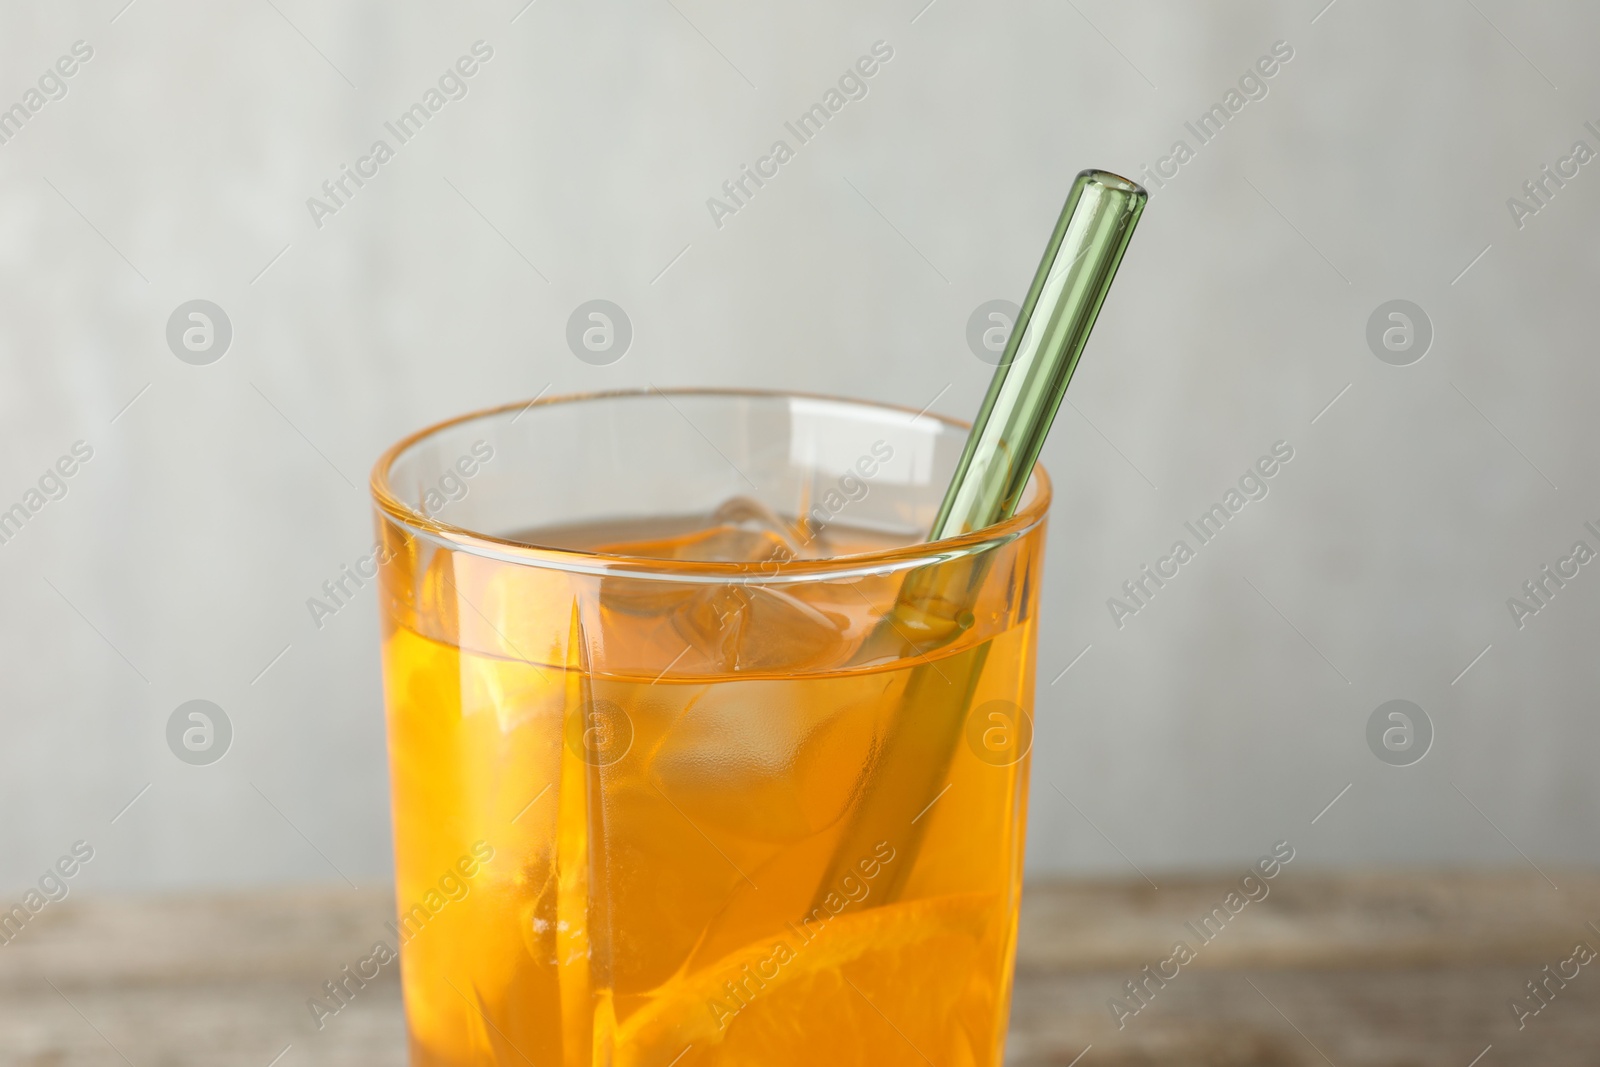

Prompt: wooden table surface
[2,873,1595,1065]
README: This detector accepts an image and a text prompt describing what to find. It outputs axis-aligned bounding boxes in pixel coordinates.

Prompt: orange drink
[371,391,1049,1066]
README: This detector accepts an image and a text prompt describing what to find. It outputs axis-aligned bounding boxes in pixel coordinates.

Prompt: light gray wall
[2,0,1595,893]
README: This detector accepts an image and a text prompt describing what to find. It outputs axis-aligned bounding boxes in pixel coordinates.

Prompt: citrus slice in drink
[613,892,1000,1067]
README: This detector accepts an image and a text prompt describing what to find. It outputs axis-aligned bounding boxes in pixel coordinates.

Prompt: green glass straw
[813,170,1146,909]
[932,169,1147,537]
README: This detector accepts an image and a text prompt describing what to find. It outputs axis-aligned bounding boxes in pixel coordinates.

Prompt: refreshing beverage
[372,391,1049,1066]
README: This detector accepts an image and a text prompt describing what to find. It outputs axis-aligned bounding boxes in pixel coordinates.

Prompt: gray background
[2,0,1595,894]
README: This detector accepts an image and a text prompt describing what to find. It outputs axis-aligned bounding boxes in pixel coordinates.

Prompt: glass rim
[369,387,1053,584]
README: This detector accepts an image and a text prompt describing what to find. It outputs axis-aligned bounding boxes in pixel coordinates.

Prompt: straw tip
[1077,169,1147,198]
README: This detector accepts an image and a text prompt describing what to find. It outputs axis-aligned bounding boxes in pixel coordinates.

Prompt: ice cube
[594,496,804,565]
[648,671,897,844]
[667,583,853,673]
[708,496,808,560]
[591,498,868,673]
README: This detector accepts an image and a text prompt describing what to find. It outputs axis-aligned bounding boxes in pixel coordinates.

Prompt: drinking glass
[370,389,1050,1066]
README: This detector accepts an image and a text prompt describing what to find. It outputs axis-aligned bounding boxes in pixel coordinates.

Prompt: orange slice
[613,892,1000,1067]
